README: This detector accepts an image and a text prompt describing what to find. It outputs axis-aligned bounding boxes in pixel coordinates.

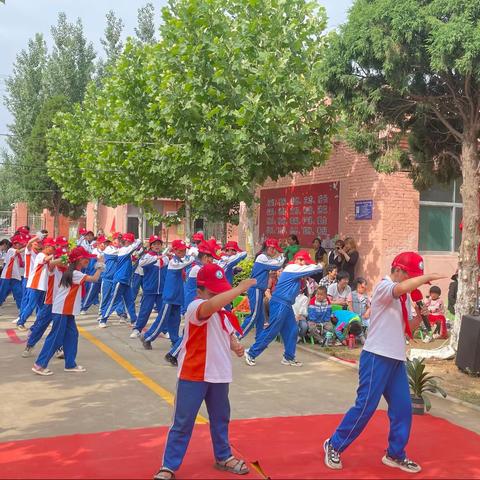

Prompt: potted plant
[407,358,447,415]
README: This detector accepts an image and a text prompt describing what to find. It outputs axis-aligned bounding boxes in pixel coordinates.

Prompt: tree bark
[451,133,480,348]
[53,202,60,238]
[93,199,100,235]
[244,182,257,255]
[184,198,192,241]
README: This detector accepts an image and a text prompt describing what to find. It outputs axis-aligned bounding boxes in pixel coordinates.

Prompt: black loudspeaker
[456,314,480,374]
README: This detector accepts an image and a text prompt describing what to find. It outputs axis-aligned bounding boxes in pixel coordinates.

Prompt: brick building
[237,142,460,294]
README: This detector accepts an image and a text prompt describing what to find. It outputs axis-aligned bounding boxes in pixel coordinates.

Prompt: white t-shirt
[363,276,412,361]
[327,282,352,302]
[52,270,86,316]
[26,252,49,291]
[177,299,234,383]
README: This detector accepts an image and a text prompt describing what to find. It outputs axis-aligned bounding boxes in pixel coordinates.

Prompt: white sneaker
[422,335,433,343]
[79,310,87,315]
[324,439,342,469]
[118,316,129,325]
[159,332,170,339]
[281,357,303,367]
[130,329,140,338]
[64,365,87,373]
[244,350,256,366]
[382,454,421,473]
[11,317,19,324]
[98,322,108,329]
[22,346,34,358]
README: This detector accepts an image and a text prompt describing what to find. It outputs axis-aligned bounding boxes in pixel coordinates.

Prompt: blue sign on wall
[355,200,373,220]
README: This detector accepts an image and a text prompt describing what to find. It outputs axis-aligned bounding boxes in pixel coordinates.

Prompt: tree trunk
[244,182,257,255]
[138,206,144,241]
[451,134,480,348]
[184,198,192,241]
[53,203,60,238]
[93,199,100,234]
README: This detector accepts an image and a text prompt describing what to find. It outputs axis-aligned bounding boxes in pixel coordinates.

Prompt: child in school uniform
[130,235,168,338]
[240,238,285,340]
[99,232,141,328]
[32,246,104,376]
[77,227,95,252]
[0,234,27,315]
[218,241,248,286]
[323,252,444,474]
[17,237,57,331]
[140,239,195,350]
[22,241,70,357]
[245,250,323,367]
[153,264,255,480]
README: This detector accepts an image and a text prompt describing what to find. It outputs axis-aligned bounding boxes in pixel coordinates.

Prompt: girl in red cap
[239,238,284,340]
[153,264,255,480]
[323,252,445,474]
[32,247,105,376]
[0,235,27,315]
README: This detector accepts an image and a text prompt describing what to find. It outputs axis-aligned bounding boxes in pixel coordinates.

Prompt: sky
[0,0,353,150]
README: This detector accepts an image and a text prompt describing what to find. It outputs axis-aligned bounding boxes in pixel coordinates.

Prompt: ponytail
[60,262,76,288]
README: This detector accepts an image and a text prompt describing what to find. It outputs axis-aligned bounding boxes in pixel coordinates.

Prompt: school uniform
[133,252,169,333]
[239,253,284,340]
[0,248,24,310]
[143,254,195,345]
[19,246,37,310]
[27,267,58,348]
[217,251,248,286]
[100,240,141,325]
[130,263,144,302]
[247,263,322,361]
[162,299,235,472]
[98,245,126,319]
[35,270,86,369]
[329,276,413,460]
[17,251,51,326]
[81,252,101,311]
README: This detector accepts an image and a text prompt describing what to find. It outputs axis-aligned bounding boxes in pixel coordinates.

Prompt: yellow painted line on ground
[78,326,208,424]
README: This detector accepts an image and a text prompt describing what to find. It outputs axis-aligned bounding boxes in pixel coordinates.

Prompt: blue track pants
[330,350,412,460]
[247,299,297,361]
[162,380,232,472]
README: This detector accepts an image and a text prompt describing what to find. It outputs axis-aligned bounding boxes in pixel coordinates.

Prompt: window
[419,179,462,252]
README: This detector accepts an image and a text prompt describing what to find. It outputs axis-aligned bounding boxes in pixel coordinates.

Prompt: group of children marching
[1,225,446,479]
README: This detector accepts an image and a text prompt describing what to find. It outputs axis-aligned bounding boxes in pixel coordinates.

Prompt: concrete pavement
[1,298,480,444]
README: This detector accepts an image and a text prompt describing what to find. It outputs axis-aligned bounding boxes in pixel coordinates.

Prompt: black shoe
[165,353,178,366]
[140,334,152,350]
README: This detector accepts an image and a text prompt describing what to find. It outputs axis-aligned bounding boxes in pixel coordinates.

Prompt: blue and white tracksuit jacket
[248,263,323,360]
[240,253,284,339]
[133,253,169,332]
[217,251,248,285]
[144,254,195,345]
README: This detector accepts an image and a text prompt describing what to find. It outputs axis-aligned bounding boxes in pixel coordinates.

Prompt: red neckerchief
[220,308,243,335]
[16,250,25,268]
[400,294,413,339]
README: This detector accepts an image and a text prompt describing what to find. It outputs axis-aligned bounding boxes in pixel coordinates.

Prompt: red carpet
[1,412,479,479]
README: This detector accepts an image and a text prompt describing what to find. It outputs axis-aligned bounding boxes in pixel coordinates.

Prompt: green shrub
[233,257,254,287]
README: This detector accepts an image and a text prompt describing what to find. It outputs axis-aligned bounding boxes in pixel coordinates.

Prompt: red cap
[68,246,96,263]
[122,232,136,243]
[42,237,56,248]
[391,252,425,278]
[55,236,69,246]
[23,234,32,242]
[224,241,242,252]
[293,249,315,265]
[172,239,187,251]
[112,232,122,240]
[54,246,68,258]
[148,235,163,245]
[192,232,205,242]
[410,289,423,303]
[198,240,221,260]
[11,234,27,245]
[196,264,231,294]
[265,238,283,253]
[78,227,93,236]
[96,235,109,244]
[17,226,30,235]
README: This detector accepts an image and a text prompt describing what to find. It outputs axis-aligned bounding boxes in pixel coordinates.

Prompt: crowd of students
[1,224,460,478]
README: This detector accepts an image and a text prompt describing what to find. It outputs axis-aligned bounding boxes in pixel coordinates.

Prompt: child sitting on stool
[307,285,332,343]
[425,285,448,339]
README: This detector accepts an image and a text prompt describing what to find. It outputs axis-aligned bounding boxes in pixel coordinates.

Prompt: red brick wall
[244,142,423,289]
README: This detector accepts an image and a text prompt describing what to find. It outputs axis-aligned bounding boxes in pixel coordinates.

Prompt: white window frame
[419,179,462,253]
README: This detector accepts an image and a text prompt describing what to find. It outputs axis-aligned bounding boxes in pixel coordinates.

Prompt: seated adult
[327,271,352,310]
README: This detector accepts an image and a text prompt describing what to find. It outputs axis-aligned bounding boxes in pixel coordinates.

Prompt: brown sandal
[153,467,175,479]
[215,456,249,475]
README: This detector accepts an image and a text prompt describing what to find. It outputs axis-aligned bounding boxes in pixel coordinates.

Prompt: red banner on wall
[259,182,340,246]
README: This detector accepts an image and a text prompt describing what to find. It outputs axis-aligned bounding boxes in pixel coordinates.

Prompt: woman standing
[328,239,345,272]
[283,234,300,262]
[339,237,359,287]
